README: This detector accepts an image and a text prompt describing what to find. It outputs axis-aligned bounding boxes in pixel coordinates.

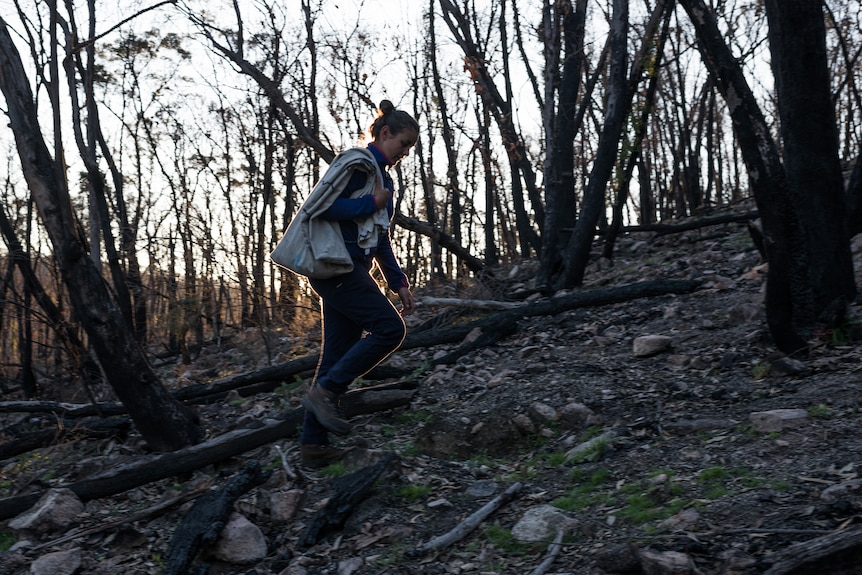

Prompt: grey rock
[29,548,81,575]
[213,513,267,564]
[9,488,84,533]
[511,504,577,542]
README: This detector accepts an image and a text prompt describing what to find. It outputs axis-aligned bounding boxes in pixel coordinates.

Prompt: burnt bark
[0,410,303,522]
[763,525,862,575]
[558,0,629,289]
[603,0,672,260]
[538,0,588,290]
[764,0,857,324]
[297,455,395,547]
[847,156,862,237]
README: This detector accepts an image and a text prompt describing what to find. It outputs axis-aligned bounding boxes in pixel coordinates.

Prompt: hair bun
[379,99,395,115]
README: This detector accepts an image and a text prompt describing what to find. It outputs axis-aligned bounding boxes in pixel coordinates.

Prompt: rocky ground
[3,212,862,575]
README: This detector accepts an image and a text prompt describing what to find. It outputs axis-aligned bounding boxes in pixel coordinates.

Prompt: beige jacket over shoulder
[269,147,387,278]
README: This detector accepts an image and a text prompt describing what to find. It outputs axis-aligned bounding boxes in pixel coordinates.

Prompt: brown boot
[301,384,353,435]
[300,444,354,468]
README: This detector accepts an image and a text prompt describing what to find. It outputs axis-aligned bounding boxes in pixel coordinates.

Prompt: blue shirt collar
[368,142,392,166]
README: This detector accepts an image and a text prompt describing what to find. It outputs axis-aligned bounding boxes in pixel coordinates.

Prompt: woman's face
[376,126,418,165]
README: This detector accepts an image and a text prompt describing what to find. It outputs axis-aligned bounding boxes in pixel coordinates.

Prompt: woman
[300,100,419,468]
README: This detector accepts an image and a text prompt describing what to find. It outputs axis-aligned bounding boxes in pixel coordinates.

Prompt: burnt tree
[0,16,203,451]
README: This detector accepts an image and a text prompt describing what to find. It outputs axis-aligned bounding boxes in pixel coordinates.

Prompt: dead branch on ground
[0,410,302,521]
[762,525,862,575]
[408,481,524,558]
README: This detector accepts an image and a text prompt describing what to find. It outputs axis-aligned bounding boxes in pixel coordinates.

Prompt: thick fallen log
[417,296,525,310]
[340,381,419,417]
[763,525,862,575]
[620,210,758,237]
[297,455,395,547]
[0,410,303,521]
[0,416,130,460]
[0,382,415,521]
[0,382,413,467]
[408,481,523,557]
[163,461,271,575]
[172,355,319,403]
[404,279,702,367]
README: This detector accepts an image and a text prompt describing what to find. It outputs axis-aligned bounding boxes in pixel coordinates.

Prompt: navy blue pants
[300,263,406,446]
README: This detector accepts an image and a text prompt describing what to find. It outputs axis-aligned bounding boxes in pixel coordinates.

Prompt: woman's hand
[397,286,415,316]
[372,175,391,210]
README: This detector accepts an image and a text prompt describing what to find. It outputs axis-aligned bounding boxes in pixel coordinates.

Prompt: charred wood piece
[297,455,395,547]
[162,460,271,575]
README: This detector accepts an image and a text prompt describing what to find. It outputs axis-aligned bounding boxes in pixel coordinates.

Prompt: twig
[274,444,297,481]
[530,529,566,575]
[408,481,523,557]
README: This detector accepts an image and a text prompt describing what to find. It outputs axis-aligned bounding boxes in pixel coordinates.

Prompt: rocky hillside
[2,212,862,575]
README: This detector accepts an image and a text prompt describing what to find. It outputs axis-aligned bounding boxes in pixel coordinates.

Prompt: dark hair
[369,99,419,139]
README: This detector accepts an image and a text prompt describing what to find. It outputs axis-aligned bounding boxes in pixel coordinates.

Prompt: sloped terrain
[3,214,862,575]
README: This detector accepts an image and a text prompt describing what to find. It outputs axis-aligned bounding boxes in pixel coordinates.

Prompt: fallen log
[0,382,416,521]
[404,279,701,350]
[417,296,524,310]
[408,481,523,557]
[340,381,419,417]
[172,355,318,402]
[0,416,130,460]
[620,210,758,237]
[0,410,303,521]
[297,455,395,547]
[163,461,271,575]
[763,525,862,575]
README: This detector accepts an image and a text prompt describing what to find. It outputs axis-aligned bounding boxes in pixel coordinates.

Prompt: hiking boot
[300,443,354,468]
[301,384,353,435]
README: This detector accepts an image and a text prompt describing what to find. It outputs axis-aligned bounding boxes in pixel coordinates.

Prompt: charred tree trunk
[538,0,587,291]
[603,0,672,261]
[163,461,271,575]
[558,0,629,289]
[764,0,857,325]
